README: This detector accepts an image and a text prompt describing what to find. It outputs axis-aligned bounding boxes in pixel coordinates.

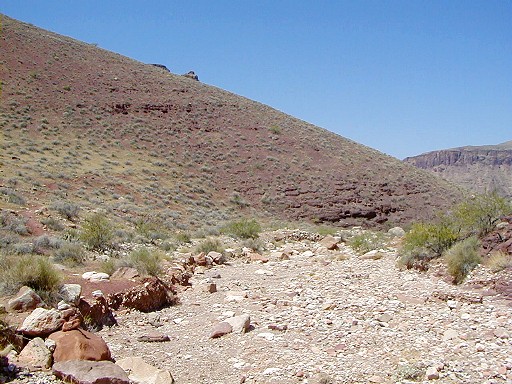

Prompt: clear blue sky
[2,1,511,159]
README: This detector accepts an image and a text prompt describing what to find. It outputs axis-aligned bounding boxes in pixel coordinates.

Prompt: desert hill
[404,141,512,198]
[0,15,463,229]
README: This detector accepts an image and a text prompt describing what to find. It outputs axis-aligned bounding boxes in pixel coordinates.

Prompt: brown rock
[319,235,339,250]
[108,277,177,312]
[7,286,43,312]
[209,322,233,338]
[137,332,170,343]
[18,308,64,337]
[49,329,112,362]
[248,253,269,263]
[53,360,130,384]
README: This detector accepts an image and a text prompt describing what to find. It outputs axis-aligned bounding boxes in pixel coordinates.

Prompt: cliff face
[404,143,512,197]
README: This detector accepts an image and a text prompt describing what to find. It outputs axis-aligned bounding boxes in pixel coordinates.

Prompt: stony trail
[97,239,512,384]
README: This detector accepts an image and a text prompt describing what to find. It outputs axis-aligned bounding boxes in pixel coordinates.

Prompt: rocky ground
[3,231,512,384]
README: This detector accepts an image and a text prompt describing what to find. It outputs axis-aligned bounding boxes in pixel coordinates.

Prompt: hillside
[0,15,463,231]
[404,142,512,198]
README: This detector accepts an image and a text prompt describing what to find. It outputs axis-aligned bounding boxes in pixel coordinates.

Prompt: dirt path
[97,240,512,383]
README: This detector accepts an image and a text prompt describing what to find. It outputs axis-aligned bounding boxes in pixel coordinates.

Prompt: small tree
[452,192,511,237]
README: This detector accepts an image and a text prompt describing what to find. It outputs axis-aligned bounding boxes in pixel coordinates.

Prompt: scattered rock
[224,314,251,334]
[137,332,170,343]
[82,271,110,282]
[388,227,406,237]
[7,286,43,312]
[319,235,339,250]
[53,360,130,384]
[425,366,440,380]
[49,329,112,362]
[207,251,225,264]
[248,252,269,263]
[18,308,64,337]
[116,356,174,384]
[209,322,233,339]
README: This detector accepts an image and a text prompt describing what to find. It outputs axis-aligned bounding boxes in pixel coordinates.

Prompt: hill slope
[0,15,463,229]
[404,142,512,198]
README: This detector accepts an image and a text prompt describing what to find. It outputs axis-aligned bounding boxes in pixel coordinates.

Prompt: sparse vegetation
[444,236,482,284]
[348,231,389,255]
[51,201,80,221]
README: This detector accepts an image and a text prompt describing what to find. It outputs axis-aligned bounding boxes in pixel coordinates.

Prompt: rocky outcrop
[182,70,199,81]
[404,142,512,197]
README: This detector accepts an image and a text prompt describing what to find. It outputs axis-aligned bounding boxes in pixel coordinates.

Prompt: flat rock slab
[116,356,174,384]
[53,360,130,384]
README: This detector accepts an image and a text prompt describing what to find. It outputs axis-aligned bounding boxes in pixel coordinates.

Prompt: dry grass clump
[486,250,512,272]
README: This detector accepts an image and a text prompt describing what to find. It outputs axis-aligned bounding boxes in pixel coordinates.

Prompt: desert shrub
[0,211,30,235]
[486,250,512,272]
[51,201,80,221]
[0,254,61,300]
[221,218,261,239]
[0,188,26,205]
[126,247,163,276]
[53,242,86,266]
[80,212,114,251]
[348,231,388,255]
[100,258,117,276]
[229,192,250,209]
[444,236,482,284]
[315,225,338,236]
[242,237,265,252]
[195,237,224,254]
[134,217,168,242]
[12,242,35,255]
[393,362,425,381]
[33,235,63,253]
[174,231,191,244]
[453,192,511,237]
[41,217,64,231]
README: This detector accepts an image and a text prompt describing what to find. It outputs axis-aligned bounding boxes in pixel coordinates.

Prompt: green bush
[221,218,261,239]
[444,236,482,284]
[401,220,459,257]
[126,247,163,276]
[453,192,511,237]
[348,231,388,255]
[0,254,61,300]
[80,213,114,251]
[53,242,86,266]
[195,237,224,254]
[174,232,191,244]
[41,217,64,231]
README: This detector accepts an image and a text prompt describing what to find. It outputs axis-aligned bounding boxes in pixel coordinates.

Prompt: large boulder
[7,286,43,312]
[116,356,174,384]
[108,277,177,312]
[18,308,64,337]
[48,329,112,362]
[16,337,52,370]
[78,296,117,330]
[53,360,130,384]
[59,284,82,306]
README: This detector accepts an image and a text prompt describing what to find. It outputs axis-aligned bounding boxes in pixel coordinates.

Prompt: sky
[2,1,511,159]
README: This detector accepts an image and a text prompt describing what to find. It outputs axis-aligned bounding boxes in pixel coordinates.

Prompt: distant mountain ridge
[404,141,512,197]
[0,15,463,229]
